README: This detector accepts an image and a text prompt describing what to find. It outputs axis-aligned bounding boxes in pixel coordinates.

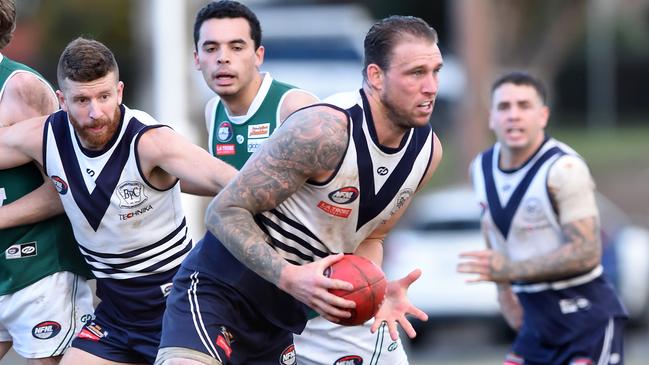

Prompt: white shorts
[0,271,94,358]
[294,317,409,365]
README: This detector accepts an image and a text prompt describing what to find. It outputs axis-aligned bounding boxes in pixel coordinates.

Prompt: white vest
[43,105,191,279]
[257,90,434,264]
[471,138,576,262]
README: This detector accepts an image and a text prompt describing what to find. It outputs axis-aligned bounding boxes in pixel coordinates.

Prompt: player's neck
[499,140,544,170]
[221,73,264,116]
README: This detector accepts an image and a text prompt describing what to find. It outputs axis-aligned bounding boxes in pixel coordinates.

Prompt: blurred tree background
[5,0,649,223]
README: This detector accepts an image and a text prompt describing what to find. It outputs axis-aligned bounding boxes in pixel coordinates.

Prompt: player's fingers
[399,268,422,287]
[386,319,401,341]
[319,290,356,309]
[311,297,352,319]
[458,250,491,258]
[370,319,383,333]
[397,316,417,339]
[318,253,346,272]
[408,306,428,322]
[322,277,354,292]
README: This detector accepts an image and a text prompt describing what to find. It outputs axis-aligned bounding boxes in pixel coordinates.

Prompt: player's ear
[116,81,124,105]
[255,45,265,69]
[56,90,67,112]
[366,64,384,91]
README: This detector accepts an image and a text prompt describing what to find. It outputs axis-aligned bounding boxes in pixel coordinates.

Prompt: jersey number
[0,187,5,207]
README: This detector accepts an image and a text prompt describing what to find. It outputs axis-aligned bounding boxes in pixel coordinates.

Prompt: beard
[69,105,121,150]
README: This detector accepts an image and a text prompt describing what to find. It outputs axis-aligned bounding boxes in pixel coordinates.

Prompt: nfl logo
[217,121,233,142]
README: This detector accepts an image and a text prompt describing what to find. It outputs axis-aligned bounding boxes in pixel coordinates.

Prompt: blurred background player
[0,37,236,364]
[0,0,93,363]
[458,71,628,365]
[193,2,411,364]
[156,14,440,365]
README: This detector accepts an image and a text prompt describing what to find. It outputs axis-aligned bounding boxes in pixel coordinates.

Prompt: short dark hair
[193,0,262,50]
[0,0,16,49]
[57,37,119,87]
[491,71,547,104]
[363,15,438,80]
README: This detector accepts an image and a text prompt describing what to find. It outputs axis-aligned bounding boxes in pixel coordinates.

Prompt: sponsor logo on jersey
[32,321,61,339]
[77,322,107,342]
[334,355,363,365]
[51,175,68,194]
[5,242,37,260]
[236,134,245,144]
[279,344,296,365]
[216,144,236,156]
[328,186,359,204]
[116,181,149,208]
[215,327,234,360]
[387,341,398,351]
[248,123,270,138]
[559,297,591,314]
[376,166,389,176]
[160,282,173,297]
[217,121,234,142]
[119,204,154,221]
[317,201,352,218]
[247,138,268,153]
[80,314,96,324]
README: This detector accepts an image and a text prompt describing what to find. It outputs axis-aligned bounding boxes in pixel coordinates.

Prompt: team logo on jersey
[376,166,389,176]
[32,321,61,340]
[116,181,148,208]
[5,242,37,260]
[50,175,68,195]
[77,322,108,342]
[279,344,296,365]
[217,121,234,142]
[248,123,270,138]
[236,135,245,144]
[247,138,268,153]
[216,144,236,156]
[521,197,544,222]
[317,201,352,218]
[328,186,359,204]
[334,355,363,365]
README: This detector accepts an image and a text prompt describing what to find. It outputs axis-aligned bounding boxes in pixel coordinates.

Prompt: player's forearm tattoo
[504,216,601,282]
[205,107,348,285]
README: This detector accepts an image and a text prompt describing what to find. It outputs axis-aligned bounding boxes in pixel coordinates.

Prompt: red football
[324,254,387,326]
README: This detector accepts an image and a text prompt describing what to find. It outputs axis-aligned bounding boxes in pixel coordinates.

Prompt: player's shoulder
[125,105,164,127]
[322,90,360,109]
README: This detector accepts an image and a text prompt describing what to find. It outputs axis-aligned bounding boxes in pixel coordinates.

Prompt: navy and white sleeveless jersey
[471,137,626,349]
[43,105,192,325]
[181,88,434,331]
[257,89,434,264]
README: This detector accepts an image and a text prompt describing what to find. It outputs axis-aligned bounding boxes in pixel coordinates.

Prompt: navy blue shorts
[159,266,295,365]
[507,317,625,365]
[71,304,161,364]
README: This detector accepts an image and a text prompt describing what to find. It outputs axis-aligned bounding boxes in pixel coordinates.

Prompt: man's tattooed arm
[499,216,602,282]
[204,105,349,286]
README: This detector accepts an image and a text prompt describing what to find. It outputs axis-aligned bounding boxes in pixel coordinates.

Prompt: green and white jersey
[206,73,301,169]
[0,54,91,295]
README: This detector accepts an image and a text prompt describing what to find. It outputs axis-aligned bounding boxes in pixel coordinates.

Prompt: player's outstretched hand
[457,249,510,283]
[372,269,428,341]
[278,253,356,323]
